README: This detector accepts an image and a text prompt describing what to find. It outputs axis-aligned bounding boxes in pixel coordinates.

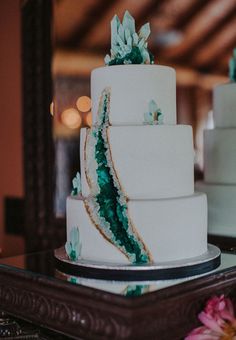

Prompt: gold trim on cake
[84,128,92,190]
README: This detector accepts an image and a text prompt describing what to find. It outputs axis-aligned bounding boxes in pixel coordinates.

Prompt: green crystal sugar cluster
[87,89,150,264]
[104,10,154,66]
[71,172,81,196]
[65,227,82,261]
[144,100,163,125]
[94,129,148,263]
[229,48,236,82]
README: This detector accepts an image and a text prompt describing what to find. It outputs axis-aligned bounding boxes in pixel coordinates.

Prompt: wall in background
[0,0,24,256]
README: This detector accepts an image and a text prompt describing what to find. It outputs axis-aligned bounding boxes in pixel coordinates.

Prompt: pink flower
[204,295,235,323]
[185,295,236,340]
[185,325,222,340]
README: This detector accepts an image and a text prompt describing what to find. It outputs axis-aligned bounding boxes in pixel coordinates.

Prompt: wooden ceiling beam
[82,0,160,49]
[54,0,101,43]
[53,50,104,77]
[52,49,228,90]
[192,16,236,67]
[151,0,203,32]
[55,0,118,48]
[160,0,236,59]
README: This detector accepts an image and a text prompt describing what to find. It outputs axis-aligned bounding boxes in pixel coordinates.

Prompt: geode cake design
[65,10,209,269]
[84,88,151,264]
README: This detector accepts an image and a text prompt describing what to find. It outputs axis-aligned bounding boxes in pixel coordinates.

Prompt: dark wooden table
[0,251,236,339]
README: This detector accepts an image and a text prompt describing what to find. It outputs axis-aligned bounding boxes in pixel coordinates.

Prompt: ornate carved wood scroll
[0,262,236,339]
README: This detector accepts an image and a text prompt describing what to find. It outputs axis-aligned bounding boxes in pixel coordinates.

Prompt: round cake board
[54,244,221,281]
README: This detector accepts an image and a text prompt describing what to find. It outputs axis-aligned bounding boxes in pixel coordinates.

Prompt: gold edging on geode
[129,214,153,263]
[84,128,92,190]
[83,199,130,261]
[106,86,112,127]
[106,127,153,263]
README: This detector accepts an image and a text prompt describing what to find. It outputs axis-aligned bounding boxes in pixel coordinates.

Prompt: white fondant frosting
[80,125,194,199]
[213,83,236,127]
[196,182,236,237]
[204,128,236,184]
[91,65,176,126]
[67,193,207,264]
[67,197,128,264]
[66,61,208,265]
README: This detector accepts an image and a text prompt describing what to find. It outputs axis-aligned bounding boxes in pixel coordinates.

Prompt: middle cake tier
[81,125,194,199]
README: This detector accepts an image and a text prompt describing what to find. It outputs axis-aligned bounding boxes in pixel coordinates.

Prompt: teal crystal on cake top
[85,88,151,264]
[104,10,154,66]
[144,100,163,125]
[229,48,236,82]
[71,172,81,196]
[65,227,82,261]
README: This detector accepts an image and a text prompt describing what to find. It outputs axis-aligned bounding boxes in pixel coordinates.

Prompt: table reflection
[0,251,236,296]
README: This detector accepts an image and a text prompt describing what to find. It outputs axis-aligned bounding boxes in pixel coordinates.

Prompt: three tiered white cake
[65,11,209,266]
[196,49,236,237]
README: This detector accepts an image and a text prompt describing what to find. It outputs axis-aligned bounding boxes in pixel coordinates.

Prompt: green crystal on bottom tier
[65,227,82,261]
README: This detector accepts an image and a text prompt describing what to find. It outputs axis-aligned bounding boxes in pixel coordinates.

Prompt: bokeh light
[85,111,92,127]
[50,102,54,116]
[61,108,82,129]
[76,96,91,112]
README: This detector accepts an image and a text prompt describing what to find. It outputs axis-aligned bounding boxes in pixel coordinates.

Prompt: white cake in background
[196,80,236,236]
[213,83,236,127]
[65,11,208,265]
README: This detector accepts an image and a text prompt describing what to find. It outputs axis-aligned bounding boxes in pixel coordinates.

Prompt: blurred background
[0,0,235,257]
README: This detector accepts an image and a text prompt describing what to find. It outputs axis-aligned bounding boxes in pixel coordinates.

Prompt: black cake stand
[54,244,221,281]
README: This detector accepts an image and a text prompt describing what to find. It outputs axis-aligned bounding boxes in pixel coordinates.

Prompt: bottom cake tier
[196,181,236,237]
[66,193,207,264]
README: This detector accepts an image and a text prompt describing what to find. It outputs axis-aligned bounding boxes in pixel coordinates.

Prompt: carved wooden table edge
[1,264,236,339]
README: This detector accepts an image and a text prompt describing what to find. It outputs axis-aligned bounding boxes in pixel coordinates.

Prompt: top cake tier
[91,65,176,126]
[213,83,236,127]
